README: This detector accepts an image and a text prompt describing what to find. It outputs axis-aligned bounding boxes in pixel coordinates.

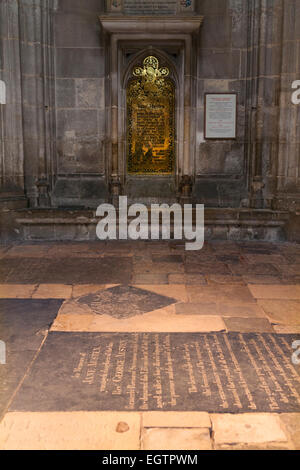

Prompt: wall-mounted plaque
[127,56,175,174]
[204,93,237,140]
[106,0,195,15]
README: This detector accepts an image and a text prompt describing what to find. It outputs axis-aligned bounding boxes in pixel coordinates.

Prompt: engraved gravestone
[10,332,300,413]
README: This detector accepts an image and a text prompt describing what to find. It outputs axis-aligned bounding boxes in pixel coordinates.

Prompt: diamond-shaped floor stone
[76,285,177,319]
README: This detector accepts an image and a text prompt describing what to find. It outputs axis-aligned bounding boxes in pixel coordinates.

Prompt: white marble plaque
[205,93,237,139]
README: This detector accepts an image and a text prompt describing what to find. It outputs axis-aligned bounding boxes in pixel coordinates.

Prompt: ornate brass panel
[127,56,175,175]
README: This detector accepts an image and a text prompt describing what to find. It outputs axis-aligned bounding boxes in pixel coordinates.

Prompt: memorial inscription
[127,56,175,174]
[11,332,300,413]
[107,0,195,15]
[124,0,177,15]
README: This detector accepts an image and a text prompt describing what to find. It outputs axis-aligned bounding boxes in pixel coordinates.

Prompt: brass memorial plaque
[127,56,175,174]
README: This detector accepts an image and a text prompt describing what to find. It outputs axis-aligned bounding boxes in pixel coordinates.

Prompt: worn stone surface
[0,257,132,285]
[211,414,288,444]
[279,414,300,450]
[258,300,300,325]
[51,310,226,333]
[0,284,37,299]
[33,284,72,299]
[142,412,211,429]
[249,285,300,300]
[142,428,212,450]
[0,299,63,417]
[0,412,141,450]
[187,285,255,304]
[223,317,275,333]
[0,240,300,450]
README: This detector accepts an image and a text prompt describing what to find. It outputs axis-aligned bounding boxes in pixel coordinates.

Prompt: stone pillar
[18,0,56,207]
[275,0,300,213]
[0,0,27,209]
[110,35,121,204]
[180,34,196,204]
[248,0,284,209]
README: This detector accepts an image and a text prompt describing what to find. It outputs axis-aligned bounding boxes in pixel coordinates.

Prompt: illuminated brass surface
[127,56,175,174]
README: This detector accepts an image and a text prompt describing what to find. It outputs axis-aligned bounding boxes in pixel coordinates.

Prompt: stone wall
[0,0,26,205]
[275,0,300,212]
[0,0,299,220]
[52,0,108,207]
[194,0,249,207]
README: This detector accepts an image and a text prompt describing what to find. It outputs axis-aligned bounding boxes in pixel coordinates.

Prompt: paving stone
[230,263,280,276]
[0,284,37,299]
[185,253,218,264]
[152,255,183,263]
[258,300,300,325]
[279,414,300,450]
[185,262,230,275]
[51,313,95,331]
[211,242,241,254]
[248,285,300,300]
[3,245,51,258]
[220,304,266,318]
[51,311,226,333]
[223,317,275,333]
[273,325,300,334]
[33,284,72,299]
[142,428,212,450]
[282,255,300,265]
[244,254,287,265]
[0,412,141,450]
[175,302,218,315]
[168,274,207,285]
[238,243,279,254]
[184,274,208,285]
[211,414,288,444]
[142,412,211,429]
[136,284,188,302]
[133,263,184,274]
[206,275,245,285]
[187,285,255,304]
[0,299,63,416]
[72,284,109,297]
[215,442,293,450]
[243,275,286,285]
[285,265,300,276]
[1,257,133,284]
[216,255,241,264]
[132,273,168,284]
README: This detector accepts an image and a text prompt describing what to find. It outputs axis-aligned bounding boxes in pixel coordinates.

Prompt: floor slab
[142,428,212,450]
[0,412,141,450]
[211,413,288,445]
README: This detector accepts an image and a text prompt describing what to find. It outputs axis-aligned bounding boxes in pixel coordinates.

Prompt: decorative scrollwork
[133,56,169,88]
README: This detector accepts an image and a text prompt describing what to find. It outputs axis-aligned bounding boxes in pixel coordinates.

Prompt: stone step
[10,208,289,242]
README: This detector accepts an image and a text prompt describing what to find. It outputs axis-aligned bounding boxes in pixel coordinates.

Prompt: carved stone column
[18,0,56,207]
[248,0,284,209]
[0,0,27,209]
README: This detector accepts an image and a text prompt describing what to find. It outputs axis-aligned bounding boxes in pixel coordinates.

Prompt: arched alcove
[125,54,176,176]
[99,15,203,204]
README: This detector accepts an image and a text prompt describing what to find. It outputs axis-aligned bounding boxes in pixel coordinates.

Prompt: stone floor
[0,240,299,450]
